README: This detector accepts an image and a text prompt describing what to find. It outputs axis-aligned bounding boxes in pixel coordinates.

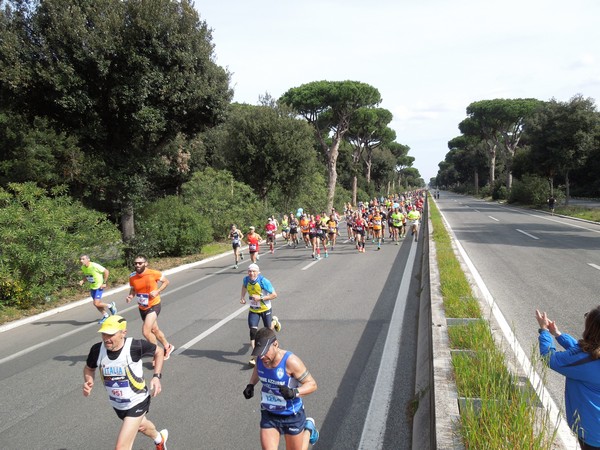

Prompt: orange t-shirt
[299,218,310,233]
[129,268,163,310]
[372,215,382,230]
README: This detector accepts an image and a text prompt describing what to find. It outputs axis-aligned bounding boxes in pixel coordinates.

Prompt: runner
[390,208,403,245]
[229,224,244,269]
[354,213,367,253]
[289,214,299,248]
[246,226,263,263]
[407,206,421,242]
[372,209,383,250]
[265,218,277,254]
[281,214,290,245]
[326,214,338,251]
[243,327,319,449]
[299,214,310,248]
[239,264,281,366]
[83,315,169,450]
[126,256,175,361]
[318,214,329,258]
[79,255,116,324]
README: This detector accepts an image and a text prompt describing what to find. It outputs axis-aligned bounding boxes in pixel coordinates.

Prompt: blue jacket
[539,330,600,445]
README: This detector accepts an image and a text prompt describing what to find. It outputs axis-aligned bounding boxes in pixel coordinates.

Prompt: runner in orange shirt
[126,256,175,361]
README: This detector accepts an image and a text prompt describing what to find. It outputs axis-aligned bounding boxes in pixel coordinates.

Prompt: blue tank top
[257,351,303,415]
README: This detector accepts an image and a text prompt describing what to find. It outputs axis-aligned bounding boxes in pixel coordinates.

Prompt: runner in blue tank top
[243,327,320,449]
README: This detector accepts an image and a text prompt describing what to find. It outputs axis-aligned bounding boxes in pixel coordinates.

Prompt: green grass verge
[430,197,556,448]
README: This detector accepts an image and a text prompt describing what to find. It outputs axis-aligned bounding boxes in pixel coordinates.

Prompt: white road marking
[516,229,539,240]
[173,305,248,355]
[588,263,600,271]
[358,240,417,449]
[301,259,321,270]
[488,216,499,221]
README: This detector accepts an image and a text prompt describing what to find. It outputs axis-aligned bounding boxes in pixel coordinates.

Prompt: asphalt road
[434,191,600,434]
[0,232,424,450]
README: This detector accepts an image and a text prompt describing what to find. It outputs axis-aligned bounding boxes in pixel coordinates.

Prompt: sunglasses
[134,261,145,265]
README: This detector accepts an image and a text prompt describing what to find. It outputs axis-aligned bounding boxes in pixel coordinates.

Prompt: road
[434,191,600,443]
[0,232,424,449]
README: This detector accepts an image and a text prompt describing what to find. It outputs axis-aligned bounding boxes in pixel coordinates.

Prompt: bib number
[136,294,149,306]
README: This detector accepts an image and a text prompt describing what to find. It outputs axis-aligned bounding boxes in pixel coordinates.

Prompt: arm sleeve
[260,278,274,294]
[86,343,102,368]
[556,333,578,350]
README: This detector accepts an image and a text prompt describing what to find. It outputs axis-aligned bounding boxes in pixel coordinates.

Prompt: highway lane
[0,233,423,449]
[435,192,600,431]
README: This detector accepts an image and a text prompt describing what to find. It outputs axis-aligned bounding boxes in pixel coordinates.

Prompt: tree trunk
[352,174,358,207]
[365,159,372,185]
[326,139,341,212]
[121,200,135,243]
[565,170,570,205]
[474,169,479,195]
[488,144,497,185]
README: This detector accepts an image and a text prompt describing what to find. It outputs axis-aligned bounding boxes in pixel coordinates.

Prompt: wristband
[153,373,162,379]
[538,328,547,334]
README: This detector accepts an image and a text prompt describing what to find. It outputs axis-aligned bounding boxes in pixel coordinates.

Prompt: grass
[0,242,231,326]
[430,197,557,449]
[553,205,600,222]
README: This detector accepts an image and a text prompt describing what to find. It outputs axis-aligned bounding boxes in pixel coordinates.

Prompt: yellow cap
[98,315,126,334]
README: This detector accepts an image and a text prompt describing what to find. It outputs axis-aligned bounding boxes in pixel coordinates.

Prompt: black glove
[279,386,297,400]
[243,384,254,399]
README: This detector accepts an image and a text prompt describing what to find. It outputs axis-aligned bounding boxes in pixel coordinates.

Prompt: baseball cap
[249,226,255,230]
[251,327,277,357]
[248,263,260,272]
[98,315,127,334]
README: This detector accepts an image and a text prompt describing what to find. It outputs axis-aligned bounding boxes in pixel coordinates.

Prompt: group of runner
[229,190,426,267]
[78,190,425,449]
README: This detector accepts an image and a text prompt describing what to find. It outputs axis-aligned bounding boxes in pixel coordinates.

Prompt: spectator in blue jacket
[536,307,600,449]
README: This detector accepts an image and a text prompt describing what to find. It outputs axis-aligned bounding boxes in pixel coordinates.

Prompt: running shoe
[324,252,328,258]
[305,418,319,445]
[249,356,256,366]
[273,316,282,332]
[240,252,244,260]
[98,314,109,324]
[164,344,175,360]
[396,241,399,246]
[108,302,117,315]
[377,246,381,251]
[156,429,169,450]
[234,264,238,269]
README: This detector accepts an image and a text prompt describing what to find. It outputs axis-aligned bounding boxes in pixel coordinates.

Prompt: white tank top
[97,338,149,410]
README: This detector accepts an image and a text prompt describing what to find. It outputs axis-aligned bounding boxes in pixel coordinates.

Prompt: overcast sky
[196,0,600,183]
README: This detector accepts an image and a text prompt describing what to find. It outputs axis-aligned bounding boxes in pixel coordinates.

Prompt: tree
[526,95,598,202]
[280,80,381,211]
[447,135,487,193]
[345,107,394,205]
[0,0,232,242]
[465,99,540,190]
[219,103,318,205]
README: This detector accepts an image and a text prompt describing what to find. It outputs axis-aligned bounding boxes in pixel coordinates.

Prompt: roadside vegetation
[429,198,557,448]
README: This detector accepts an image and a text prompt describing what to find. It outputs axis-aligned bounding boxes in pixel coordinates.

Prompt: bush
[508,174,563,207]
[0,182,122,308]
[181,168,267,240]
[133,196,213,258]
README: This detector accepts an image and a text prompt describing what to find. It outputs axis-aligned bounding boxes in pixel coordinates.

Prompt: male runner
[79,255,116,324]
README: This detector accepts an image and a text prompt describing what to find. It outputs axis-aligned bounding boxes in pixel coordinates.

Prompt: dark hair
[579,305,600,359]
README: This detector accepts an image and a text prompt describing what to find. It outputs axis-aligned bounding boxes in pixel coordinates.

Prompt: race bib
[261,390,286,412]
[86,276,95,283]
[249,244,257,251]
[136,293,149,306]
